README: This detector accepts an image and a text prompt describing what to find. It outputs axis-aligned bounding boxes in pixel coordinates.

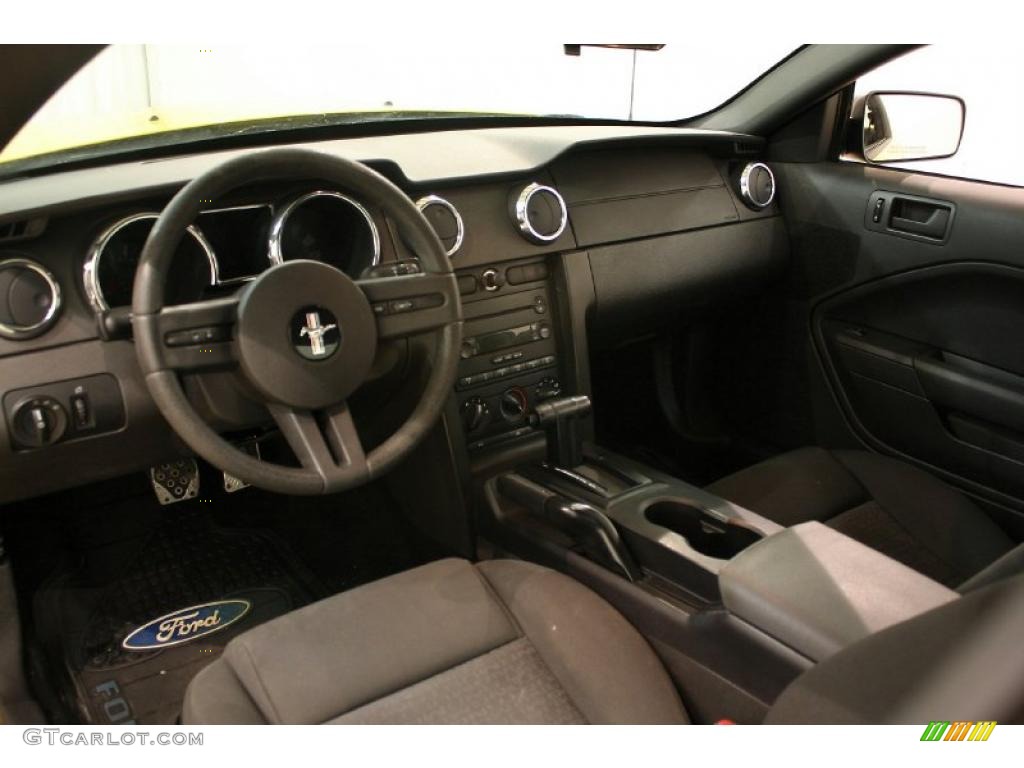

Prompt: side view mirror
[859,91,965,163]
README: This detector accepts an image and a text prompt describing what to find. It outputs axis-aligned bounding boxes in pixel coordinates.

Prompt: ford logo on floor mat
[122,600,251,651]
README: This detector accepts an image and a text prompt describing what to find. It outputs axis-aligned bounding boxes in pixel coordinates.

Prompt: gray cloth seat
[182,558,688,725]
[183,556,1024,725]
[707,448,1015,587]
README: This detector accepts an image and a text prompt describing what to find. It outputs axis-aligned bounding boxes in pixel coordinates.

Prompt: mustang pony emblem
[299,311,338,357]
[292,307,341,360]
[122,600,251,651]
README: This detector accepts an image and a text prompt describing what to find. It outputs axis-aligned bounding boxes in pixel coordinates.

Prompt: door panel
[776,160,1024,527]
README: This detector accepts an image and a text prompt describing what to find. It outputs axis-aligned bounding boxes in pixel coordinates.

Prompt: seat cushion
[182,558,688,725]
[707,448,1014,587]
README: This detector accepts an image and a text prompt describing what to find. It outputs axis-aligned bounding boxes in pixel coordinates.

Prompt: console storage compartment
[719,522,958,661]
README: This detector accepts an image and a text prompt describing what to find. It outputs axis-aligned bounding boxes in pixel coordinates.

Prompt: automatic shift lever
[529,395,591,468]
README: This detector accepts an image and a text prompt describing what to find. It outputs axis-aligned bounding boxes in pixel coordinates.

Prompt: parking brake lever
[543,496,643,582]
[497,473,642,582]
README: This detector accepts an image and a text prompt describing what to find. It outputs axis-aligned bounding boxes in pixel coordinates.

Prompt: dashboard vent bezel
[738,162,777,210]
[0,255,62,340]
[512,182,568,245]
[415,194,464,258]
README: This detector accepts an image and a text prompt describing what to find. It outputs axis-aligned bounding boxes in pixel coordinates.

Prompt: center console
[453,256,565,452]
[471,377,961,719]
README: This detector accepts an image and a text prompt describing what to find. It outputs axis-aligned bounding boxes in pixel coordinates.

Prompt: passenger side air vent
[736,162,776,210]
[0,217,46,243]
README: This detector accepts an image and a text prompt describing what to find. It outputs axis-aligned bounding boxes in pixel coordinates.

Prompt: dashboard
[0,125,787,504]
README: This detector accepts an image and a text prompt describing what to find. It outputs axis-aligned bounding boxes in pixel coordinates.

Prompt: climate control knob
[499,387,529,423]
[460,397,490,433]
[535,377,562,400]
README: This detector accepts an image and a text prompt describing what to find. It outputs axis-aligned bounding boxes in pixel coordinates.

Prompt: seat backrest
[959,541,1024,593]
[766,572,1024,723]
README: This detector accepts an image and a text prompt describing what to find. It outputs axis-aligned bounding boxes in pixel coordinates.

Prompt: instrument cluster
[83,191,381,312]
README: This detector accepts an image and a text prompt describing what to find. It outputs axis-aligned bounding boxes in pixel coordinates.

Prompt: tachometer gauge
[84,214,216,312]
[269,191,380,277]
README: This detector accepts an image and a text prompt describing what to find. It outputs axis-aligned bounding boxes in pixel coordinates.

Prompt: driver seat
[182,557,1024,724]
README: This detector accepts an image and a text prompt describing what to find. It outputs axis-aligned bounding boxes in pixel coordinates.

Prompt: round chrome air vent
[512,182,568,244]
[0,256,61,340]
[415,195,464,257]
[738,162,776,210]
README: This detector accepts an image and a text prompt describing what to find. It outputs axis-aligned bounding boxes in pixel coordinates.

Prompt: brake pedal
[223,440,260,493]
[223,472,248,494]
[149,458,199,505]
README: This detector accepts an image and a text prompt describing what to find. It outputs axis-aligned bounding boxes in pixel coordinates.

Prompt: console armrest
[719,522,958,661]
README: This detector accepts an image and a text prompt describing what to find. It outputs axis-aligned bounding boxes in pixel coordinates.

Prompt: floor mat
[33,511,323,725]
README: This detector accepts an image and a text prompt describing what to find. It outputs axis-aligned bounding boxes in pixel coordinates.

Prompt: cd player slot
[460,322,552,360]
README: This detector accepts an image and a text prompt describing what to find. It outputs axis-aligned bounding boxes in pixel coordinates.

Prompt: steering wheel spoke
[140,296,240,373]
[358,272,460,339]
[268,402,367,490]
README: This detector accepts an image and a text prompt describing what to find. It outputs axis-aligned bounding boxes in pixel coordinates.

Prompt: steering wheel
[132,148,463,495]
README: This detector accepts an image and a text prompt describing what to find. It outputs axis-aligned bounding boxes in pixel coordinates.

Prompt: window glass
[0,43,795,170]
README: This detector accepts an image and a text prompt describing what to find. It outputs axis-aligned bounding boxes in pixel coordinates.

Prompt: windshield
[1,43,796,169]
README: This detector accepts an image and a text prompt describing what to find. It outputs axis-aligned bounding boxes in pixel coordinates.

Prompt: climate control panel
[459,375,563,448]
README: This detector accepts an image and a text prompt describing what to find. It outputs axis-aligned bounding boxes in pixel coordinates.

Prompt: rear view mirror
[861,91,965,163]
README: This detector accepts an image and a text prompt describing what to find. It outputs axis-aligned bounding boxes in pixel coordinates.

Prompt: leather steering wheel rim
[132,147,463,495]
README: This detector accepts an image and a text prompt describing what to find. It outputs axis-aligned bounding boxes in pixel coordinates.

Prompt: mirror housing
[857,91,965,163]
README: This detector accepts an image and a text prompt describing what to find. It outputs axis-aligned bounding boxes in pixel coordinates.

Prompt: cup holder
[644,500,762,559]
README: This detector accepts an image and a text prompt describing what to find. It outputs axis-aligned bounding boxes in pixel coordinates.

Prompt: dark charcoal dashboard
[0,126,787,503]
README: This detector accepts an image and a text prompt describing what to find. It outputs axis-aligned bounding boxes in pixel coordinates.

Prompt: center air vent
[0,256,61,340]
[415,195,464,257]
[511,182,568,244]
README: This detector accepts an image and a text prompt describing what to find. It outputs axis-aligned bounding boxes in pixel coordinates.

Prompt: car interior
[0,43,1022,726]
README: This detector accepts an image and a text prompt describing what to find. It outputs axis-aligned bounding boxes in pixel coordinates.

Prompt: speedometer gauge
[84,214,216,312]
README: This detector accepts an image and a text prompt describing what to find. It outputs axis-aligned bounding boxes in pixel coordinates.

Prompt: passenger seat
[706,447,1015,588]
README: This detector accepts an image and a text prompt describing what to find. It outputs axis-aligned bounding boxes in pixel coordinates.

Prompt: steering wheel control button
[291,307,341,361]
[165,325,231,347]
[149,458,199,505]
[364,260,422,279]
[236,260,377,409]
